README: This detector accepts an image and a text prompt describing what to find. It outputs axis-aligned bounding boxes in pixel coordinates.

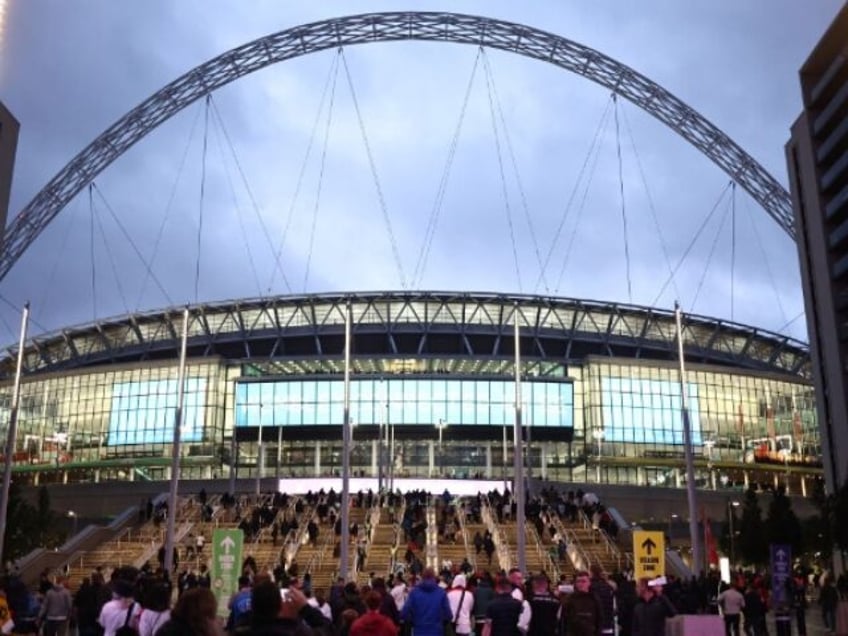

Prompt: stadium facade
[0,292,822,496]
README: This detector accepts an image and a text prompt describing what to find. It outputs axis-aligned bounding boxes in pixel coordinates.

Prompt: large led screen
[235,378,573,429]
[600,377,702,445]
[108,378,206,445]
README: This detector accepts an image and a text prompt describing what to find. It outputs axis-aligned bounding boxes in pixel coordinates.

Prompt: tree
[765,485,803,557]
[1,483,66,563]
[735,487,768,565]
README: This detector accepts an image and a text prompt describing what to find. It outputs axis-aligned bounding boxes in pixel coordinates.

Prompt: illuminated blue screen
[600,377,702,445]
[235,378,573,428]
[108,378,206,445]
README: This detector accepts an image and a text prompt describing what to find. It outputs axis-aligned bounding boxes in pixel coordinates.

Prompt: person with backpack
[446,574,475,636]
[98,579,141,636]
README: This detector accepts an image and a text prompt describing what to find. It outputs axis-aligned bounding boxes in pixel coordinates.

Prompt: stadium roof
[0,292,810,380]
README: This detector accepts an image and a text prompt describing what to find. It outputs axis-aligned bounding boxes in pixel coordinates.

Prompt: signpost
[633,530,665,579]
[770,543,792,606]
[212,528,244,617]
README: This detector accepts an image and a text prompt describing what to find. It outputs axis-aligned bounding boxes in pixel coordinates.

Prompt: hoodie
[401,578,452,636]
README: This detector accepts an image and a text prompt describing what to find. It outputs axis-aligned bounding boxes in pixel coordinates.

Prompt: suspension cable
[690,187,733,311]
[553,102,614,294]
[88,184,97,319]
[777,310,805,334]
[91,189,130,315]
[208,104,264,300]
[194,94,211,304]
[620,104,682,303]
[91,183,174,306]
[340,48,407,289]
[743,193,788,327]
[537,95,614,293]
[730,181,736,321]
[482,49,549,293]
[612,94,633,304]
[482,51,522,292]
[37,196,80,318]
[268,51,341,294]
[135,100,204,311]
[413,47,482,288]
[303,54,340,293]
[0,292,49,335]
[650,181,733,307]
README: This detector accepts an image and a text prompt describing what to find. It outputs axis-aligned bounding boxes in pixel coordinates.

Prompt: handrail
[525,522,559,580]
[455,499,476,572]
[563,528,594,572]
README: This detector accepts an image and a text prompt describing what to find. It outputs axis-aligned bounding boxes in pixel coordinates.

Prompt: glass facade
[0,356,822,493]
[234,378,574,429]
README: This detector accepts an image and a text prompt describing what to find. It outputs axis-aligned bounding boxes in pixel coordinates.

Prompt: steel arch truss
[8,292,809,378]
[0,11,794,282]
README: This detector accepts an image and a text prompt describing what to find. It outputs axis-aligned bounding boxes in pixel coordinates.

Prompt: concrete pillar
[674,468,682,488]
[371,439,378,476]
[428,441,435,477]
[541,443,548,480]
[485,442,492,478]
[743,471,749,490]
[314,441,321,477]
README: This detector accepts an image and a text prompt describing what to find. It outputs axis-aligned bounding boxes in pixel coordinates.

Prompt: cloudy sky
[0,1,842,345]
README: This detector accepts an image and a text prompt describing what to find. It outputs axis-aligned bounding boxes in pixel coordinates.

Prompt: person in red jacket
[350,591,398,636]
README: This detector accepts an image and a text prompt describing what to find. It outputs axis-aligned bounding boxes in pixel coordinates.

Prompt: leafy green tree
[765,485,803,557]
[737,487,768,566]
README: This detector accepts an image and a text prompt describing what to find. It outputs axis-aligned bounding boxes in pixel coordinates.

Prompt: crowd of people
[1,485,846,635]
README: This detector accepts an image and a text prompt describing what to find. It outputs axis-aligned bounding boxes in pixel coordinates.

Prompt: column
[314,441,321,477]
[743,470,749,490]
[485,442,492,478]
[428,441,435,477]
[674,468,682,488]
[371,439,378,476]
[541,443,548,480]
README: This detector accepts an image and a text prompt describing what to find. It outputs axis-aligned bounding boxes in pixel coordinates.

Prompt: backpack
[115,603,138,636]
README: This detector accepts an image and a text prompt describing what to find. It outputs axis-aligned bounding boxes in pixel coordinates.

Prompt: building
[0,101,19,233]
[0,292,822,497]
[786,2,848,493]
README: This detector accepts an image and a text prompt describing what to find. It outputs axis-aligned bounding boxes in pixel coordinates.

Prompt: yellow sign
[633,530,665,579]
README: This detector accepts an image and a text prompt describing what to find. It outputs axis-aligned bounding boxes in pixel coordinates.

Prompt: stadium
[0,290,821,501]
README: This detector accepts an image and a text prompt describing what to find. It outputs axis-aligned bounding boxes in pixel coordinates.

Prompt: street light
[728,500,740,566]
[67,510,78,536]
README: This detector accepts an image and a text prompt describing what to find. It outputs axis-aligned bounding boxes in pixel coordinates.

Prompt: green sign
[211,528,244,617]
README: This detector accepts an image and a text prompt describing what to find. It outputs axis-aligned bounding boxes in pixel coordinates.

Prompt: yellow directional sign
[633,530,665,579]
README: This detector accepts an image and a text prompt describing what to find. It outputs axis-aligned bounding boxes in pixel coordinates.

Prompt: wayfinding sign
[212,528,244,617]
[770,544,792,607]
[633,530,665,579]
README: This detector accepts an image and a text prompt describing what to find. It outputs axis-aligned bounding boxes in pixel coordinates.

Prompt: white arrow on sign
[776,549,787,560]
[220,535,236,555]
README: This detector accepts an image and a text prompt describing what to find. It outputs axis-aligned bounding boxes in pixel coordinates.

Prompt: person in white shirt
[390,575,408,612]
[446,574,475,636]
[98,580,142,636]
[717,584,745,636]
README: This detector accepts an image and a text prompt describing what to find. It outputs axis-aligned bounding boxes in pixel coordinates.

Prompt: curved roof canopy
[1,292,810,380]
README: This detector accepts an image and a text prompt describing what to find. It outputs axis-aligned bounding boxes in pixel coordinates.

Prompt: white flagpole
[339,300,352,581]
[514,306,527,574]
[0,303,30,567]
[675,302,702,575]
[164,307,190,574]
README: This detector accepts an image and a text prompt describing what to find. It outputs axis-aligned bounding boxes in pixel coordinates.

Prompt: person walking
[562,570,601,636]
[446,574,475,636]
[527,575,560,636]
[401,568,452,636]
[717,583,745,636]
[39,576,73,636]
[350,591,398,636]
[589,564,617,636]
[482,576,531,636]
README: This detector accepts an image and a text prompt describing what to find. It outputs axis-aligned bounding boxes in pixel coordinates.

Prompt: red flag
[704,516,718,566]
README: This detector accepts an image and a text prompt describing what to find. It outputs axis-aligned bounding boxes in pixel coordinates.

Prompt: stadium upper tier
[0,291,809,378]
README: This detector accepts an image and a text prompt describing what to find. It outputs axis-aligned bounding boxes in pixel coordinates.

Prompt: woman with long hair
[154,587,221,636]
